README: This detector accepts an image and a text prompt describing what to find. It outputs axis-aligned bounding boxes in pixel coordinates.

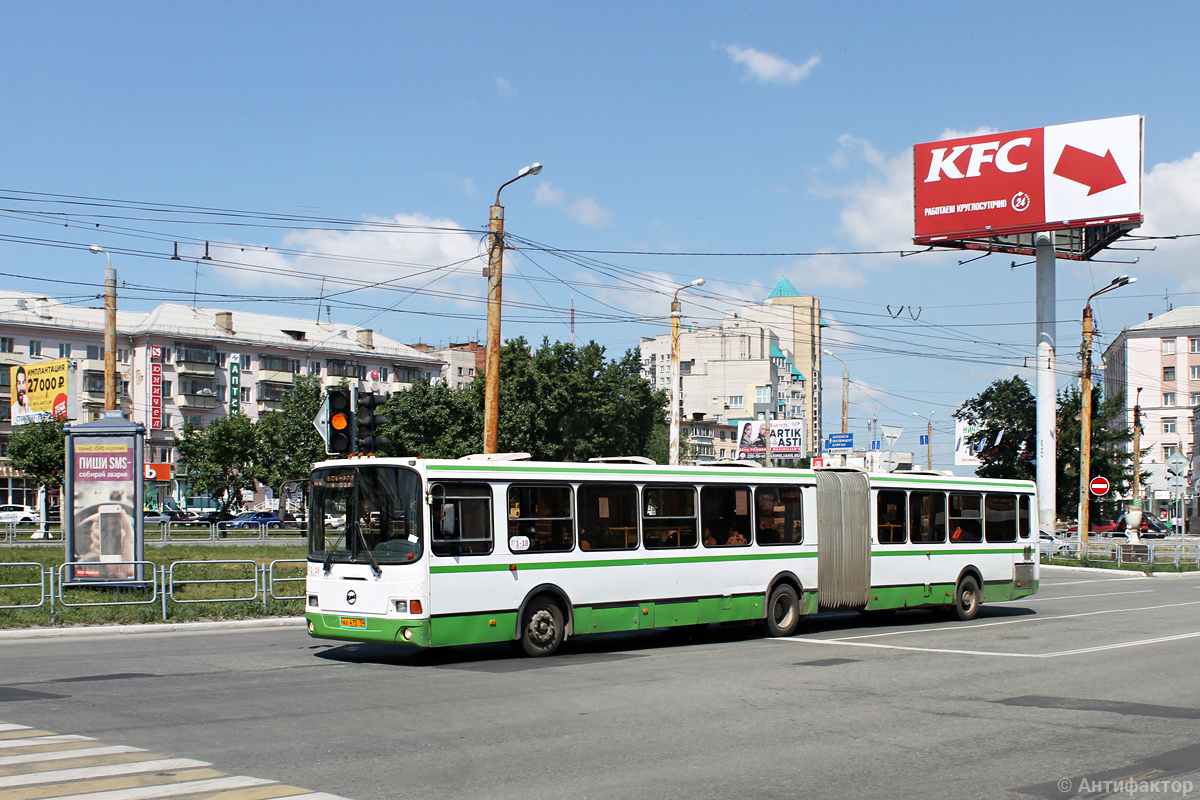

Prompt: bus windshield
[309,466,424,565]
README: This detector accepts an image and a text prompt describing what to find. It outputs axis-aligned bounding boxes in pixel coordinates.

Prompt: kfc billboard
[914,115,1142,245]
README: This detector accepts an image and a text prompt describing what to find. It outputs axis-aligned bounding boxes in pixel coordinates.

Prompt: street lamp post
[822,349,849,434]
[913,411,935,470]
[1079,275,1136,550]
[483,163,543,454]
[89,245,118,412]
[669,278,705,465]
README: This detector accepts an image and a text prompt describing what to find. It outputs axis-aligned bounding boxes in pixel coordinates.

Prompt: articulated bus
[305,455,1039,656]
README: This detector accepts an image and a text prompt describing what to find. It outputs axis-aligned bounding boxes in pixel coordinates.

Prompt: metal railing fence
[0,521,308,544]
[0,558,307,623]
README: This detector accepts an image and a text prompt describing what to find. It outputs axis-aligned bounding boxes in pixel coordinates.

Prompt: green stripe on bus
[431,550,818,574]
[872,547,1028,556]
[426,463,811,479]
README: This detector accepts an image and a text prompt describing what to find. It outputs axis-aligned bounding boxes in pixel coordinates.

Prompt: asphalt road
[3,567,1199,800]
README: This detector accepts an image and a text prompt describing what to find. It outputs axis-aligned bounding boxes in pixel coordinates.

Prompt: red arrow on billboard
[1053,145,1126,196]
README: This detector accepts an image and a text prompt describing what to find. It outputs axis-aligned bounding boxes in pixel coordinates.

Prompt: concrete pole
[1078,304,1094,550]
[926,416,933,470]
[669,297,681,466]
[1035,233,1057,534]
[1129,391,1143,544]
[840,367,849,435]
[483,204,504,454]
[103,259,118,412]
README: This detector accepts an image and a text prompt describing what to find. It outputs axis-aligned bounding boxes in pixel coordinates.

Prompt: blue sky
[3,2,1199,466]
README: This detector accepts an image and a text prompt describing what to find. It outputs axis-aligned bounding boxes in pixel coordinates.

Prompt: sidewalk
[0,616,307,640]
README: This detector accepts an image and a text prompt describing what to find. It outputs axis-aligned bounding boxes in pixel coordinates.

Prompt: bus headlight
[402,628,413,641]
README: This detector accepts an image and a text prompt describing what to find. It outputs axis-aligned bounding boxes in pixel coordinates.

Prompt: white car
[1039,531,1070,557]
[324,514,346,529]
[0,504,40,524]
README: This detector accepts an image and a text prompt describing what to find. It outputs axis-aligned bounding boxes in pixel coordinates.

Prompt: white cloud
[568,197,614,228]
[816,134,915,252]
[203,213,487,312]
[496,77,516,98]
[534,182,565,207]
[938,126,999,141]
[1140,150,1200,291]
[723,44,820,84]
[533,181,613,228]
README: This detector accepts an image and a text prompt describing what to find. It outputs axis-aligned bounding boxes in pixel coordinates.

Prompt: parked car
[1064,518,1117,534]
[0,504,40,524]
[1039,531,1070,557]
[222,511,281,530]
[323,514,346,529]
[142,509,171,525]
[197,509,236,524]
[1111,513,1170,539]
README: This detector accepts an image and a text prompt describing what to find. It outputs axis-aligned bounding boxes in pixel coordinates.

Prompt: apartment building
[0,291,444,471]
[640,277,822,459]
[409,340,485,388]
[1103,307,1199,522]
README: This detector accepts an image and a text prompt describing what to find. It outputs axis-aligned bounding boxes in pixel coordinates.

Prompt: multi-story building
[409,340,485,388]
[0,291,444,506]
[640,277,822,459]
[1103,307,1198,524]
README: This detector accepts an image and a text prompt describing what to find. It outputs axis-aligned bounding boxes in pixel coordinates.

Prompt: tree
[953,377,1036,480]
[382,337,667,461]
[1055,385,1134,522]
[175,413,258,512]
[252,375,326,490]
[955,377,1135,521]
[7,418,67,493]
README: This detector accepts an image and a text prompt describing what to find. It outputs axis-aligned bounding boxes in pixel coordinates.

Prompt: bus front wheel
[765,584,801,637]
[521,598,565,657]
[952,576,981,621]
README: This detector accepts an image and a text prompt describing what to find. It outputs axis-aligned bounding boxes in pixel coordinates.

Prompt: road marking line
[777,630,1200,659]
[0,735,94,751]
[0,727,30,734]
[30,775,276,800]
[827,599,1200,641]
[0,745,142,768]
[270,794,355,799]
[0,757,208,788]
[1047,577,1150,585]
[992,589,1155,604]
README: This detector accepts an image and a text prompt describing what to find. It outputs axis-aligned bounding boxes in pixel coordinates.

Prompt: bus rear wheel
[952,576,981,621]
[765,584,801,637]
[521,598,564,657]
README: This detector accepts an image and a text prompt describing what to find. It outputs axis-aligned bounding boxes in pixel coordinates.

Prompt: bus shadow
[311,605,1037,668]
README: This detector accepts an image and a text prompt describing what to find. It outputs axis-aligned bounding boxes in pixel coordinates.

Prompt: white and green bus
[305,455,1039,656]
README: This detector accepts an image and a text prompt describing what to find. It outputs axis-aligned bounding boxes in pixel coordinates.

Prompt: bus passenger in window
[703,528,717,546]
[726,531,747,546]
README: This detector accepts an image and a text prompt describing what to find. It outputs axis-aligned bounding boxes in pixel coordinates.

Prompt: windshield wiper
[323,549,334,575]
[354,522,382,579]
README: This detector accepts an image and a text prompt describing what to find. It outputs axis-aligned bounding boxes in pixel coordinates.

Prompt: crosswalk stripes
[0,721,350,800]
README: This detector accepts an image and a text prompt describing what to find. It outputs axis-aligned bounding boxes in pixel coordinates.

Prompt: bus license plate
[339,617,367,629]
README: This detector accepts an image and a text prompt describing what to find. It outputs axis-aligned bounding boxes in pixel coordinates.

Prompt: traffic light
[326,388,355,455]
[357,391,389,453]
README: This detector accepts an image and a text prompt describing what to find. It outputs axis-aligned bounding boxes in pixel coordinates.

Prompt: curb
[1041,564,1197,578]
[0,616,307,641]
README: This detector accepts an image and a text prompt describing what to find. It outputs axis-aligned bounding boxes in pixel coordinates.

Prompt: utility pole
[668,278,704,465]
[913,411,935,471]
[1129,387,1143,544]
[90,246,118,412]
[482,163,542,454]
[1078,276,1135,551]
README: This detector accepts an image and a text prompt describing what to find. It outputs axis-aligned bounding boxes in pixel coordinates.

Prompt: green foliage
[7,418,66,491]
[176,413,258,512]
[955,377,1134,519]
[953,376,1036,481]
[382,337,667,461]
[252,374,326,489]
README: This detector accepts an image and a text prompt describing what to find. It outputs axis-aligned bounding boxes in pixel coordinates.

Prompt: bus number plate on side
[339,617,367,629]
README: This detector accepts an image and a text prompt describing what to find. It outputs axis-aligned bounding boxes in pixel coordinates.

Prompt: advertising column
[63,417,145,584]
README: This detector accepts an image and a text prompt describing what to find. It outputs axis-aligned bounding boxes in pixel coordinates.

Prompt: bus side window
[948,492,983,543]
[984,494,1018,542]
[909,491,946,544]
[431,482,493,556]
[1018,495,1032,538]
[754,485,803,546]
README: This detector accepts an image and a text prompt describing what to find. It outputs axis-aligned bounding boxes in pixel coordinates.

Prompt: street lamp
[913,411,935,470]
[822,349,849,434]
[89,245,118,412]
[483,162,543,454]
[669,278,705,465]
[1078,275,1136,549]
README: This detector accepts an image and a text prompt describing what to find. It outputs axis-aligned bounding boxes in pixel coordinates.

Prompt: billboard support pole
[1035,233,1057,534]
